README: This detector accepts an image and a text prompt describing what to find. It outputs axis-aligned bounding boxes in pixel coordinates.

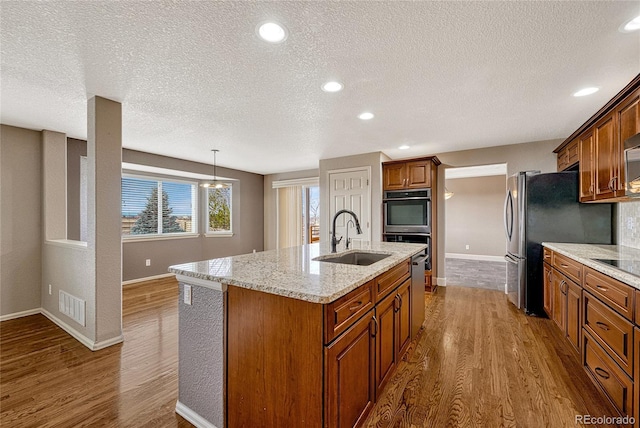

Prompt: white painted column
[87,96,123,345]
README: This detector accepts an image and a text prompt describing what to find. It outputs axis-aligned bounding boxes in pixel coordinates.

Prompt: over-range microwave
[383,188,431,234]
[625,133,640,197]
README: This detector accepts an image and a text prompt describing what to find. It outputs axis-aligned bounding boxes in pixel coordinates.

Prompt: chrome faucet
[345,220,355,250]
[331,210,363,253]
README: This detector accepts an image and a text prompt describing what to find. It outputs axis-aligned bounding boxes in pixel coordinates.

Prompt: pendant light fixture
[200,149,225,189]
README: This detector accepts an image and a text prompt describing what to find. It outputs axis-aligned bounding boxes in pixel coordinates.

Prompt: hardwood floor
[364,286,618,428]
[0,276,191,428]
[1,280,619,427]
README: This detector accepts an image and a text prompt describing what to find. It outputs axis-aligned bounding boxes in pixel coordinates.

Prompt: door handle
[371,316,378,337]
[595,321,610,331]
[348,301,363,311]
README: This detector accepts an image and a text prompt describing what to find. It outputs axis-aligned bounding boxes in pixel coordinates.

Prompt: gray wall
[263,169,319,251]
[121,150,264,281]
[1,125,42,317]
[445,175,506,257]
[319,152,390,243]
[435,139,561,283]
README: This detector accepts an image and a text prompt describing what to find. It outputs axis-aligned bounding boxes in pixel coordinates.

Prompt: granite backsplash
[618,199,640,250]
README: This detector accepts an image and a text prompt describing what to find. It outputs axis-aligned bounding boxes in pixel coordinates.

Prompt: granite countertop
[542,243,640,290]
[168,241,426,304]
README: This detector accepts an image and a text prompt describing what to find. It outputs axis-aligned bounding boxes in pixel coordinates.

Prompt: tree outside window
[208,185,232,233]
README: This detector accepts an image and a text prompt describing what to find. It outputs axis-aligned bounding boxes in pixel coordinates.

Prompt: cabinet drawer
[583,292,634,376]
[583,331,634,417]
[584,266,634,321]
[376,259,410,301]
[324,280,374,344]
[543,248,553,264]
[552,253,582,285]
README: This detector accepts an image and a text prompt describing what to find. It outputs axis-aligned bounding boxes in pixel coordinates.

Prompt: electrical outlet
[627,217,634,230]
[465,244,470,250]
[48,284,52,295]
[145,259,151,267]
[184,284,192,305]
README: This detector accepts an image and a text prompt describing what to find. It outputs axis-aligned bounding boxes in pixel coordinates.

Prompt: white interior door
[328,168,371,248]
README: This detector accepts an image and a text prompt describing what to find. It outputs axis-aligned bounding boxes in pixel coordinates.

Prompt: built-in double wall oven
[383,188,432,270]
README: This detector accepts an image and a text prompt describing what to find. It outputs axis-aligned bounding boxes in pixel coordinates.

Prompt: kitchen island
[169,241,426,428]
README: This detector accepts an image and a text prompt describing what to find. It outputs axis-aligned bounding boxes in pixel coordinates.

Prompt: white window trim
[204,182,234,236]
[272,176,319,189]
[121,172,199,241]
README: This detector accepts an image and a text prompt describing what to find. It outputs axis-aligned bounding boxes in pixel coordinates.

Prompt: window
[206,184,232,235]
[122,175,197,238]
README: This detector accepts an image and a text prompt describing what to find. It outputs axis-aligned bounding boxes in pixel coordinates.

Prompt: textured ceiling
[1,1,639,175]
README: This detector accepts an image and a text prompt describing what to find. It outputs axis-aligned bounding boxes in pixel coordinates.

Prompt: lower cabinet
[543,262,553,317]
[635,327,639,428]
[550,269,581,355]
[325,311,376,428]
[566,280,582,354]
[552,271,566,332]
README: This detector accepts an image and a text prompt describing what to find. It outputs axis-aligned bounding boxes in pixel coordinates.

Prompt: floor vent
[59,290,86,326]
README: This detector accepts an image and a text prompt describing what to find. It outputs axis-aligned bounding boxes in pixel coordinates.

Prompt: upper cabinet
[382,157,440,190]
[555,74,640,202]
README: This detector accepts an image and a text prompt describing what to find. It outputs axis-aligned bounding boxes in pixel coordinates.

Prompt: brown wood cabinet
[382,158,436,190]
[594,112,619,199]
[543,262,553,317]
[552,271,567,332]
[325,310,376,428]
[566,280,582,354]
[554,74,640,202]
[579,131,595,202]
[635,326,639,428]
[226,258,420,428]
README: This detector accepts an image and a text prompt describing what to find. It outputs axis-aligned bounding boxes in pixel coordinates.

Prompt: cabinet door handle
[398,294,403,310]
[560,280,567,295]
[393,295,400,312]
[608,178,614,190]
[595,321,610,331]
[348,301,363,311]
[594,367,610,380]
[371,316,378,337]
[560,264,569,268]
[589,184,594,194]
[596,284,608,292]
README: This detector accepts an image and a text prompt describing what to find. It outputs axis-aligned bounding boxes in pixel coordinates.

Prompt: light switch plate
[184,284,192,305]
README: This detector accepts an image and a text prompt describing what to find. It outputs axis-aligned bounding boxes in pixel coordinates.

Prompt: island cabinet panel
[226,285,324,428]
[375,289,398,397]
[583,292,635,377]
[325,310,376,428]
[583,331,634,419]
[375,259,410,301]
[324,280,374,343]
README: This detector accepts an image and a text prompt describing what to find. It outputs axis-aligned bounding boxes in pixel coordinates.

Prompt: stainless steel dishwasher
[411,253,427,338]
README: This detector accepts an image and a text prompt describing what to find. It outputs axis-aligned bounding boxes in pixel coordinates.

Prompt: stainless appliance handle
[504,191,513,240]
[412,255,428,265]
[383,196,431,202]
[504,254,519,264]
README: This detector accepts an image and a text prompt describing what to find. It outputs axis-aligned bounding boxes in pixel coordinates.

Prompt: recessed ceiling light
[398,145,410,150]
[358,112,374,120]
[257,22,288,43]
[322,81,343,93]
[573,87,599,97]
[621,15,640,33]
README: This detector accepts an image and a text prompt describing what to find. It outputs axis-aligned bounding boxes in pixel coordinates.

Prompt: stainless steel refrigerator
[504,171,613,316]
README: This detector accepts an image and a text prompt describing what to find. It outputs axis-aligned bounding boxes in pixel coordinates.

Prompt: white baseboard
[0,308,41,322]
[436,277,446,286]
[122,273,175,286]
[41,308,123,351]
[175,401,219,428]
[446,253,506,263]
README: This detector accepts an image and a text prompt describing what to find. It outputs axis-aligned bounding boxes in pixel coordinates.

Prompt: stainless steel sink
[314,251,391,266]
